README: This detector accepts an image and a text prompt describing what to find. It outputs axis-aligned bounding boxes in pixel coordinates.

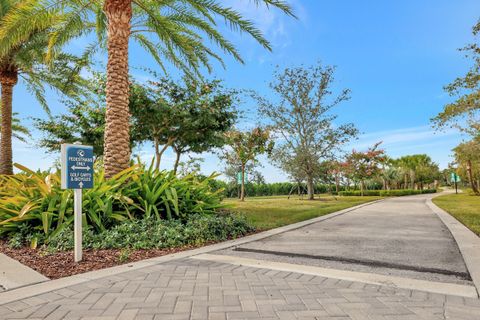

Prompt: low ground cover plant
[8,213,254,252]
[338,189,437,197]
[0,162,253,249]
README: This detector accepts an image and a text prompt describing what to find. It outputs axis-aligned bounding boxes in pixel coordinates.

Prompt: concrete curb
[0,198,384,305]
[427,197,480,298]
[192,253,478,298]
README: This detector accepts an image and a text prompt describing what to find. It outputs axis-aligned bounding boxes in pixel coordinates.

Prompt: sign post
[450,172,461,195]
[61,143,94,262]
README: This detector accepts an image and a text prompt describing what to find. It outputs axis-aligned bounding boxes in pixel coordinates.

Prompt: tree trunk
[240,164,246,201]
[0,66,18,175]
[103,0,133,178]
[404,174,408,189]
[360,180,365,196]
[467,160,479,195]
[335,174,339,193]
[153,138,170,171]
[154,138,160,170]
[173,149,181,174]
[306,175,314,200]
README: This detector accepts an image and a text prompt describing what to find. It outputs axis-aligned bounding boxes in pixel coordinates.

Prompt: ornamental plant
[0,161,225,247]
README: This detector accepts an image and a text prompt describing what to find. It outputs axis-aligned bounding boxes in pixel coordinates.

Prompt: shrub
[0,162,225,246]
[338,189,437,197]
[42,213,254,252]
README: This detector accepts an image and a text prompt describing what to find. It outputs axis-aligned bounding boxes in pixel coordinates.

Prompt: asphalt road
[217,193,472,285]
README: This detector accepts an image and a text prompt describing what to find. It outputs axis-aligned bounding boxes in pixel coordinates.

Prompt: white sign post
[74,189,83,262]
[61,143,94,263]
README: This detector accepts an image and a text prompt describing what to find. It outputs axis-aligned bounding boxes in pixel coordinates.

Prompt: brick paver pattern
[1,258,480,320]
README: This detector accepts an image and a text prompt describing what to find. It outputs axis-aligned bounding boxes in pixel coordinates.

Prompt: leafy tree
[33,75,151,157]
[34,103,106,157]
[453,138,480,195]
[432,20,480,136]
[223,128,273,201]
[0,0,85,174]
[177,156,204,178]
[256,63,358,200]
[136,77,238,173]
[345,142,387,196]
[10,0,295,177]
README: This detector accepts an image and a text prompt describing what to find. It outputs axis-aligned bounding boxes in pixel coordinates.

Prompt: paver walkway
[2,258,480,320]
[218,194,470,284]
[1,193,480,319]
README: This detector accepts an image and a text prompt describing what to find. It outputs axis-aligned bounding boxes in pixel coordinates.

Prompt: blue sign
[61,144,94,189]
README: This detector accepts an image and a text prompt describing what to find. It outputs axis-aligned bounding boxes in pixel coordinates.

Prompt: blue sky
[11,0,480,182]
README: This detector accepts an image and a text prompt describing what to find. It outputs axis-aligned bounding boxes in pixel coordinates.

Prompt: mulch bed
[0,241,197,279]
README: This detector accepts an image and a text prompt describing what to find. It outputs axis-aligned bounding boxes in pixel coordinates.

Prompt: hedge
[338,189,437,197]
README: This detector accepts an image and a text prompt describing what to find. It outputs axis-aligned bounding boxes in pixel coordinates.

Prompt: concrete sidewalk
[0,253,48,292]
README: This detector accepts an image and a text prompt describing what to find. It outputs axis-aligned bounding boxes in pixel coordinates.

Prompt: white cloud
[351,125,460,150]
[348,125,465,168]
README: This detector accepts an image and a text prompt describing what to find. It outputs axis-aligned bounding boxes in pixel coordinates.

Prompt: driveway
[217,193,471,284]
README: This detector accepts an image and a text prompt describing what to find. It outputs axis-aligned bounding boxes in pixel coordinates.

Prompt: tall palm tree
[0,0,86,174]
[0,112,31,143]
[17,0,295,177]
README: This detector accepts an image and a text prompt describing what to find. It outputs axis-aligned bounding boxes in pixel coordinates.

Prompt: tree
[395,154,439,190]
[0,112,30,143]
[345,142,387,196]
[132,77,238,172]
[158,79,238,173]
[15,0,295,177]
[0,1,85,174]
[256,63,358,200]
[223,128,273,201]
[33,75,151,157]
[453,138,480,195]
[432,21,480,136]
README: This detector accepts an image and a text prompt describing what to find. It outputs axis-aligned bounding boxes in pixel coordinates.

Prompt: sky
[11,0,480,182]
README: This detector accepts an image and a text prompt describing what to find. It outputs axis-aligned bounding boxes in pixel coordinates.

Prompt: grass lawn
[433,192,480,236]
[223,195,383,230]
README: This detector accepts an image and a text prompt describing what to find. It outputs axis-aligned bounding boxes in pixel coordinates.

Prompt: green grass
[433,192,480,236]
[224,195,383,230]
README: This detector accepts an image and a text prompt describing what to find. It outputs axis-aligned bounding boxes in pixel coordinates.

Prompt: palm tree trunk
[103,0,133,178]
[0,67,18,175]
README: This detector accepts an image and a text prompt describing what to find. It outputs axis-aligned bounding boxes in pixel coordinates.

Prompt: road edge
[427,196,480,298]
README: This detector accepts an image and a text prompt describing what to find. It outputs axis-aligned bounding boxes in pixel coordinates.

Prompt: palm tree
[0,112,31,143]
[22,0,295,177]
[0,0,85,174]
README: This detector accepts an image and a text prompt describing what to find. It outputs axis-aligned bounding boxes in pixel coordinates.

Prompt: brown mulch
[0,241,198,279]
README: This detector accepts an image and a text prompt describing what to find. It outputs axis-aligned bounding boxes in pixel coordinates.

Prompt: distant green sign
[450,172,461,183]
[237,172,247,185]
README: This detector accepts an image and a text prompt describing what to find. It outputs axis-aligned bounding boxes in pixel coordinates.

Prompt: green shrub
[42,213,254,252]
[0,162,225,246]
[338,189,437,197]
